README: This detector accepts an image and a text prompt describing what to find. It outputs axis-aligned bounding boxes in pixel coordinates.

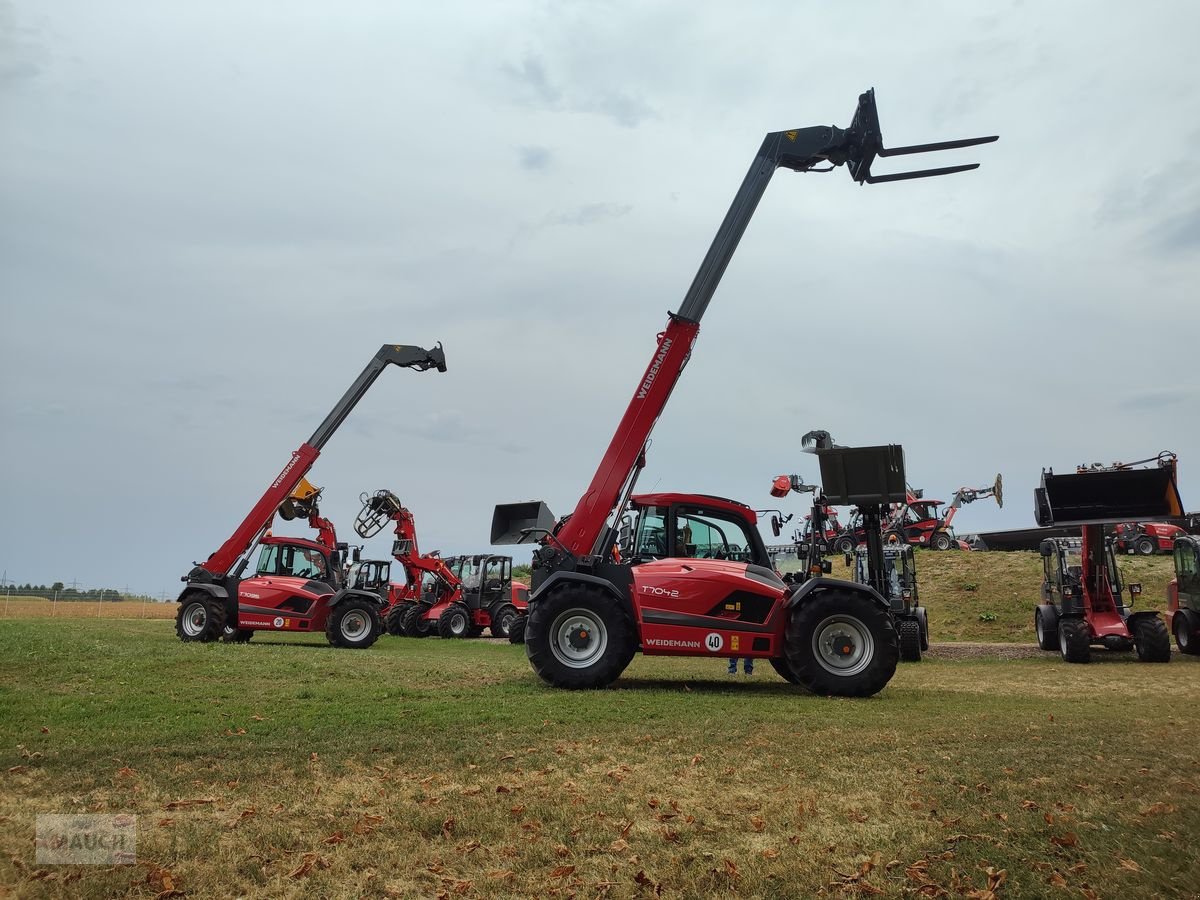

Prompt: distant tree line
[1,583,148,602]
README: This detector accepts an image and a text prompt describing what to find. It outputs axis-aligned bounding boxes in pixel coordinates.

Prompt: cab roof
[632,492,757,523]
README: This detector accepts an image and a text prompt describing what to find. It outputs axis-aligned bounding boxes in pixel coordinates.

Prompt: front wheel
[437,603,472,639]
[833,536,855,555]
[1133,616,1171,662]
[222,625,253,643]
[785,591,898,697]
[175,593,227,643]
[384,604,408,636]
[897,617,922,662]
[508,614,527,645]
[931,531,954,551]
[769,655,802,684]
[490,603,518,639]
[1174,613,1200,655]
[1035,605,1059,651]
[1135,536,1156,556]
[1058,617,1091,663]
[325,599,381,649]
[525,585,635,689]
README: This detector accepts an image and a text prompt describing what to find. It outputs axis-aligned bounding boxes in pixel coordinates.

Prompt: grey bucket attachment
[816,445,907,506]
[1035,466,1183,527]
[491,501,557,545]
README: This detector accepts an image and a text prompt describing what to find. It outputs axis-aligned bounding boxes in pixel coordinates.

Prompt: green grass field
[2,613,1197,898]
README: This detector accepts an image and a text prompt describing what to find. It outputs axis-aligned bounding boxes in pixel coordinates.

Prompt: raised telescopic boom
[189,343,446,581]
[501,90,995,565]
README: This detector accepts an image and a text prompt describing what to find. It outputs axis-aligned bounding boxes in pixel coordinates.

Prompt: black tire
[525,585,635,689]
[833,535,855,555]
[325,599,381,649]
[785,591,898,697]
[1133,616,1171,663]
[1035,605,1059,651]
[508,614,527,645]
[897,617,922,662]
[222,625,253,643]
[915,607,930,651]
[175,592,227,643]
[931,531,954,552]
[384,604,408,636]
[1058,617,1091,663]
[1135,536,1156,556]
[490,603,518,639]
[410,607,434,638]
[1174,612,1200,655]
[437,603,472,639]
[769,656,803,684]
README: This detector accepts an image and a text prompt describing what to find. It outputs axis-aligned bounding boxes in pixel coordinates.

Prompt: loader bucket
[492,501,557,545]
[1034,465,1183,526]
[816,445,907,506]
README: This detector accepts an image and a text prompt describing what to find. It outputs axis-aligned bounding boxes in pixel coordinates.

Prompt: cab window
[634,506,669,558]
[1178,544,1197,577]
[674,508,754,561]
[256,543,328,579]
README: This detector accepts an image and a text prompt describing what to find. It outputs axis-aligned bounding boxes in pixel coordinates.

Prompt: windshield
[256,543,328,579]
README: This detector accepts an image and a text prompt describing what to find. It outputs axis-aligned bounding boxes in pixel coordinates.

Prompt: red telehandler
[884,475,1002,550]
[175,343,447,647]
[491,89,995,696]
[1032,452,1183,663]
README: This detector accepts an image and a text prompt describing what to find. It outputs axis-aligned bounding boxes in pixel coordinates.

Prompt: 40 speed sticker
[704,632,724,652]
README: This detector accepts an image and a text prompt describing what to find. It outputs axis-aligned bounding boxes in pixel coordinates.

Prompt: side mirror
[771,514,782,538]
[1129,583,1142,599]
[353,547,362,563]
[843,552,852,568]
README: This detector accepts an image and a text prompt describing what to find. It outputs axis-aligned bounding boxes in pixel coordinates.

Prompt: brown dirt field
[0,598,176,620]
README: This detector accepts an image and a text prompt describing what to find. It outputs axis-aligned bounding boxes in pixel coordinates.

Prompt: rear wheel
[1035,605,1059,651]
[438,603,472,638]
[1133,616,1171,662]
[931,531,954,551]
[410,608,435,638]
[384,604,408,636]
[175,593,227,643]
[222,625,253,643]
[897,618,922,662]
[785,591,898,697]
[833,535,855,555]
[508,614,527,645]
[1058,617,1091,663]
[1135,536,1156,556]
[525,585,635,689]
[769,655,802,684]
[325,599,381,649]
[490,603,518,639]
[915,607,930,651]
[1174,613,1200,655]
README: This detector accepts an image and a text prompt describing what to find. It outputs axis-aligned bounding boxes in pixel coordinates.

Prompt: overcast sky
[2,0,1197,595]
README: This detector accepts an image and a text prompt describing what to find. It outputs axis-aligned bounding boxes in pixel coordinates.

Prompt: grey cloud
[1115,388,1198,412]
[500,54,561,106]
[498,53,656,128]
[517,145,552,171]
[549,203,632,227]
[1145,203,1200,255]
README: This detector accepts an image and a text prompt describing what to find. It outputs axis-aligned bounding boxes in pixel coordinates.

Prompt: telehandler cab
[492,89,993,695]
[1033,452,1183,663]
[175,343,446,648]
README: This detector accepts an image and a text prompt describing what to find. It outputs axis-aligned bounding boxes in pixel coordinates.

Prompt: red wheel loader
[491,89,995,695]
[884,476,1002,550]
[1032,452,1183,663]
[175,343,446,648]
[1167,535,1200,654]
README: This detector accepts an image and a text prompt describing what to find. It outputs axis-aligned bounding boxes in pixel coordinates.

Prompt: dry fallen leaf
[322,832,344,845]
[441,817,456,838]
[164,798,215,810]
[750,816,765,832]
[610,839,629,853]
[761,848,779,860]
[1050,832,1078,848]
[550,864,576,878]
[1117,857,1142,872]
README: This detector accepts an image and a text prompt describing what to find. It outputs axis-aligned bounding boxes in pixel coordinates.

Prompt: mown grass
[2,620,1197,898]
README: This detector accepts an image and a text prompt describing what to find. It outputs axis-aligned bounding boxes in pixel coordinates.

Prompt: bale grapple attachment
[1035,453,1183,526]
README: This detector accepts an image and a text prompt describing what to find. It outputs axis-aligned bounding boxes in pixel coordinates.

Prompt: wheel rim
[496,609,515,632]
[182,602,208,637]
[1178,619,1190,650]
[811,614,874,677]
[549,607,608,669]
[340,610,370,641]
[1059,624,1069,656]
[1036,612,1045,644]
[450,611,467,635]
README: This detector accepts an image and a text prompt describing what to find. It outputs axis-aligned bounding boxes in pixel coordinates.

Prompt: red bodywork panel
[633,558,785,658]
[1078,524,1131,640]
[234,535,337,633]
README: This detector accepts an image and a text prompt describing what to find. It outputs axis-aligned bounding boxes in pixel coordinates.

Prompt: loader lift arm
[531,90,995,566]
[187,343,446,582]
